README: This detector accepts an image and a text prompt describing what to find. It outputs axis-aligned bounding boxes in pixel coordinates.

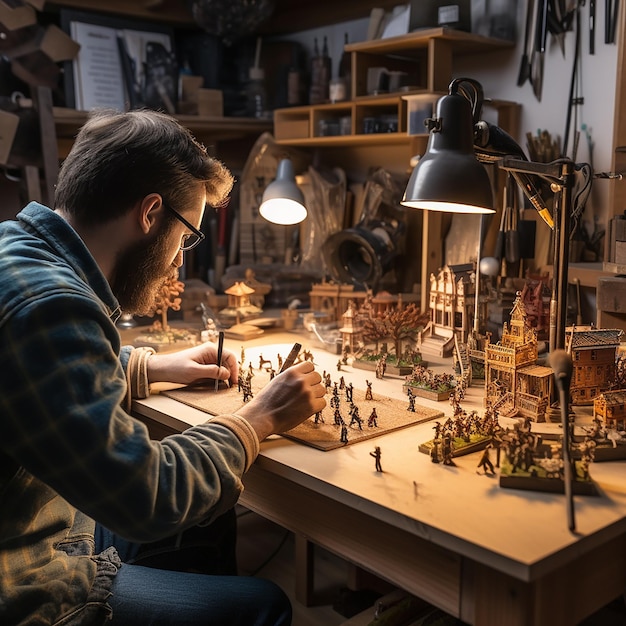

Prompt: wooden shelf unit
[272,29,519,309]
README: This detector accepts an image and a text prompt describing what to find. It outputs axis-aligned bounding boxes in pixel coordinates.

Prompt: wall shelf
[53,107,272,158]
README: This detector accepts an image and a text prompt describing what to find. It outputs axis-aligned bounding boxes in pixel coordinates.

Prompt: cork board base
[162,371,444,451]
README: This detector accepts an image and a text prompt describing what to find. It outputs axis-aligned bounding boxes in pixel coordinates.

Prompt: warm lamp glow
[401,82,495,214]
[259,159,307,225]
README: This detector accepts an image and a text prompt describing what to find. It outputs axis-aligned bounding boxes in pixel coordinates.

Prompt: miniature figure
[441,433,456,466]
[407,389,416,412]
[340,421,349,444]
[367,408,378,428]
[476,444,495,475]
[349,405,363,430]
[259,354,272,370]
[345,382,353,403]
[365,380,373,400]
[370,446,383,472]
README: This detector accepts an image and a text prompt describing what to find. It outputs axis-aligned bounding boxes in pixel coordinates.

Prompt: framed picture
[60,9,178,113]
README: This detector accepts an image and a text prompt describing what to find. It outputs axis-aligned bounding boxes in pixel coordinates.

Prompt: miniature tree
[149,275,185,332]
[385,302,426,359]
[360,313,389,353]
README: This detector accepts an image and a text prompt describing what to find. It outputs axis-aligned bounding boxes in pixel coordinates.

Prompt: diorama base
[352,359,426,377]
[418,436,491,457]
[403,384,453,402]
[223,323,264,341]
[592,442,626,462]
[163,365,445,451]
[133,329,198,352]
[499,473,599,496]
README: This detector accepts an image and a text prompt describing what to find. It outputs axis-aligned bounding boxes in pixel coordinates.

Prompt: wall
[273,1,620,252]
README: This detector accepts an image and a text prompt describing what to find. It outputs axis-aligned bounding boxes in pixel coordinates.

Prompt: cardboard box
[274,118,310,141]
[0,0,36,31]
[197,88,223,117]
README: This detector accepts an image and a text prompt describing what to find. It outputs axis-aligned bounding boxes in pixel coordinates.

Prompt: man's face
[112,190,206,315]
[111,221,177,315]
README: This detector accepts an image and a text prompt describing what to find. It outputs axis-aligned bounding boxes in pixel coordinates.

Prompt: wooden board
[162,368,444,451]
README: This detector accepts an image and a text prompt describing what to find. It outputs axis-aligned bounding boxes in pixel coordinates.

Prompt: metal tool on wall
[517,0,536,86]
[531,0,549,101]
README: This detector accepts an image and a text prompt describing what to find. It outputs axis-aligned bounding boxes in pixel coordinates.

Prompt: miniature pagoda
[484,294,552,422]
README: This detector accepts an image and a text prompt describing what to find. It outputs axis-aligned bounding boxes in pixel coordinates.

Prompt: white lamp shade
[259,159,307,225]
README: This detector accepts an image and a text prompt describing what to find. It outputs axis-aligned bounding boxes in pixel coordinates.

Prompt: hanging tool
[518,0,536,86]
[505,178,520,268]
[531,0,549,101]
[562,4,582,157]
[494,178,509,261]
[590,0,596,53]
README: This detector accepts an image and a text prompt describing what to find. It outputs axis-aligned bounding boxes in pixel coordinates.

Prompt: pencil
[215,331,224,392]
[279,342,301,373]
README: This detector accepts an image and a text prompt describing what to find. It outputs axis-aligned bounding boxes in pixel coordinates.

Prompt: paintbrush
[215,331,224,392]
[279,342,301,373]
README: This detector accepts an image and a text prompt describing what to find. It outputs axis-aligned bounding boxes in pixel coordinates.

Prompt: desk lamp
[401,78,495,340]
[259,158,307,225]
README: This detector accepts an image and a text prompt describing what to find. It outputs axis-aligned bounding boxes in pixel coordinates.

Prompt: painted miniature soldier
[340,421,348,444]
[277,353,283,371]
[337,359,342,371]
[314,410,324,424]
[407,389,416,412]
[333,407,342,426]
[441,433,455,466]
[346,382,353,403]
[432,421,442,439]
[240,345,245,366]
[430,440,440,463]
[367,408,378,428]
[476,444,495,475]
[339,376,345,390]
[349,405,363,430]
[365,380,373,400]
[370,446,383,472]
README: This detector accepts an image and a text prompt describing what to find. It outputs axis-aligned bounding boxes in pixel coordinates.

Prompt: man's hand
[146,342,239,387]
[235,361,326,441]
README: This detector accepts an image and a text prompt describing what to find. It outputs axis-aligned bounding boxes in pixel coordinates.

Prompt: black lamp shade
[402,91,494,213]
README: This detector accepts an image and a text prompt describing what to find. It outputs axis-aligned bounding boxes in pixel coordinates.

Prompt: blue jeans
[95,513,292,626]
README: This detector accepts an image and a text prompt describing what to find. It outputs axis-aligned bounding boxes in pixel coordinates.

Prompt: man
[0,110,326,625]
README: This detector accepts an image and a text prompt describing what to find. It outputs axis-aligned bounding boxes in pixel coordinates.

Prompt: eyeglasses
[163,203,206,251]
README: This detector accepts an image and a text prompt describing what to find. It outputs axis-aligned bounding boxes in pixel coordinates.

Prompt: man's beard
[110,226,177,316]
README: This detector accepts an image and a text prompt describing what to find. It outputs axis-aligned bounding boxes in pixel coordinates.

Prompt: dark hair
[54,109,234,226]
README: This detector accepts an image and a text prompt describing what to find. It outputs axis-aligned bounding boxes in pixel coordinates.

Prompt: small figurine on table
[349,405,363,430]
[337,359,342,371]
[345,382,353,403]
[314,410,324,424]
[441,433,456,466]
[370,446,383,472]
[365,380,373,400]
[340,421,349,444]
[476,444,495,475]
[367,408,378,427]
[430,440,440,464]
[407,389,416,412]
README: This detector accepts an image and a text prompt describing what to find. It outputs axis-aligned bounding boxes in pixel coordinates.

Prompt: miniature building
[519,278,551,339]
[565,326,623,405]
[218,281,262,325]
[484,295,552,421]
[593,390,626,430]
[309,280,368,323]
[418,263,477,356]
[338,300,362,353]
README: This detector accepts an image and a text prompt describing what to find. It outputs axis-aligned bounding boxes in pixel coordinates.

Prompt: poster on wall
[61,10,177,113]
